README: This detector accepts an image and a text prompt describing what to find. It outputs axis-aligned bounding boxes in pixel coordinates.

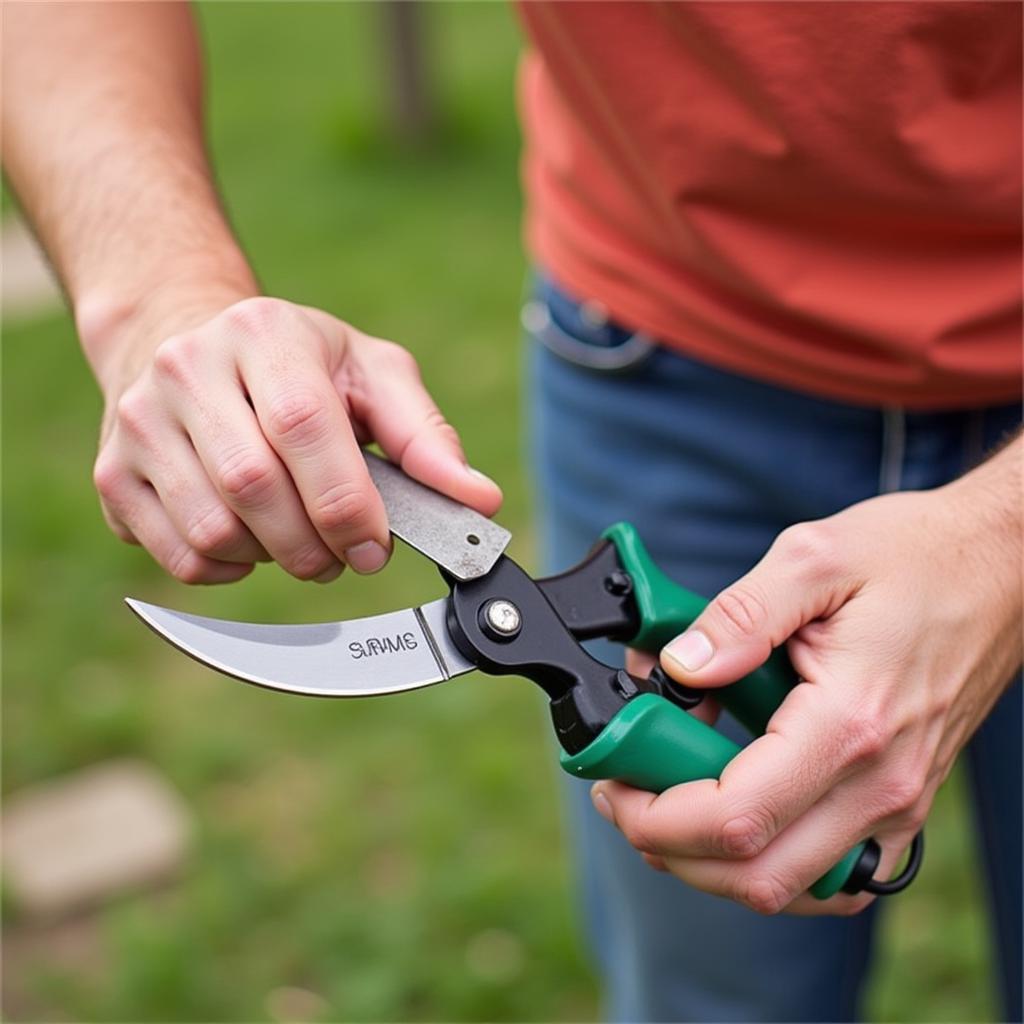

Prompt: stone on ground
[2,759,192,918]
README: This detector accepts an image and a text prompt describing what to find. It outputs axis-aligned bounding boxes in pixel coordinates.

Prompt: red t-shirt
[516,1,1022,409]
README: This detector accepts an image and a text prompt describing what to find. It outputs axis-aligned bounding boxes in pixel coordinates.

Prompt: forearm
[945,430,1023,652]
[2,1,257,394]
[949,429,1023,537]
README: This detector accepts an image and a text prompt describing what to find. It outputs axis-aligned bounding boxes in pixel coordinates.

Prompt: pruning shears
[128,452,922,899]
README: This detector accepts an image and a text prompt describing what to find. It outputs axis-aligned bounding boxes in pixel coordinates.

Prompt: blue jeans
[526,274,1022,1023]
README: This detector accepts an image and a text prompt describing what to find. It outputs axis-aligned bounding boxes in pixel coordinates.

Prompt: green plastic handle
[601,522,792,736]
[593,523,865,899]
[561,694,863,900]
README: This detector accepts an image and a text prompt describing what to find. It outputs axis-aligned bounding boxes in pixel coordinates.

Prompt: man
[4,3,1020,1021]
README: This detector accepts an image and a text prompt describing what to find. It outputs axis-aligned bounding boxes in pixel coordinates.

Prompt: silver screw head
[484,599,521,636]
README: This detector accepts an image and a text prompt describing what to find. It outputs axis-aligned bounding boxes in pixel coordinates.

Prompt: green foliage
[1,3,998,1022]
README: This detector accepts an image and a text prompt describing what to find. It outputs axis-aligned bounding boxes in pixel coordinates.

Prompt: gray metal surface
[125,596,474,697]
[365,451,510,581]
[483,599,521,636]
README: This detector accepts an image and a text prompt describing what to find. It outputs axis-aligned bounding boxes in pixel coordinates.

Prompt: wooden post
[381,1,436,147]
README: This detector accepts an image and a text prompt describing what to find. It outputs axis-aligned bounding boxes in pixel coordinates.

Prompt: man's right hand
[92,296,502,585]
[3,6,500,585]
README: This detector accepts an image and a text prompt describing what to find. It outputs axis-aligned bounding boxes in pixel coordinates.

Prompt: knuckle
[839,707,889,767]
[439,422,461,448]
[376,340,420,375]
[265,391,330,446]
[719,811,773,859]
[286,543,336,581]
[167,545,207,585]
[310,483,373,534]
[928,691,955,722]
[714,584,769,640]
[880,773,927,820]
[114,387,151,439]
[738,871,792,916]
[152,333,200,384]
[92,454,125,500]
[427,409,461,449]
[776,522,840,579]
[223,296,293,339]
[218,449,278,507]
[185,504,241,555]
[403,406,463,461]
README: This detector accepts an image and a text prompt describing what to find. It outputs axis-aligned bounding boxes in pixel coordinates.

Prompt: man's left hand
[594,437,1022,915]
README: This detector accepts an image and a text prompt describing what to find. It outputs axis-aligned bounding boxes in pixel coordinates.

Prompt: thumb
[659,526,844,688]
[344,331,503,517]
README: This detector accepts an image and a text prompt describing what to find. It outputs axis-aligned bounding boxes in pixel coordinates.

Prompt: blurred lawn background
[1,3,1000,1022]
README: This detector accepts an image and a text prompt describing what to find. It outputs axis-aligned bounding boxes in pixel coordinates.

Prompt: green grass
[1,3,1000,1021]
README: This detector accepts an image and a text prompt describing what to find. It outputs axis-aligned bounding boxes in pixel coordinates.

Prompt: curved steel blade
[125,596,474,698]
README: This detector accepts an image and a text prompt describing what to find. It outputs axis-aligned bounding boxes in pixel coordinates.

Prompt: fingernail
[344,540,389,575]
[314,562,345,584]
[664,629,714,673]
[591,784,614,824]
[466,465,497,487]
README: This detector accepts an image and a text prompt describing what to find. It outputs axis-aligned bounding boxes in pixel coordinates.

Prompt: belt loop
[878,408,906,494]
[962,410,985,472]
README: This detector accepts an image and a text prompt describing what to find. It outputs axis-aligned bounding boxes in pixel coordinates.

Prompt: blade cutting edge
[125,596,474,697]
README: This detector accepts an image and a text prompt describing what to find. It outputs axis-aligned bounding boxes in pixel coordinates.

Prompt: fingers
[230,306,393,573]
[595,776,885,916]
[652,797,895,918]
[328,319,503,517]
[132,307,348,582]
[659,522,857,689]
[180,387,346,581]
[136,428,269,565]
[628,521,864,891]
[592,755,927,916]
[652,800,876,916]
[592,778,723,859]
[95,386,259,584]
[96,296,498,584]
[96,467,254,585]
[592,675,870,862]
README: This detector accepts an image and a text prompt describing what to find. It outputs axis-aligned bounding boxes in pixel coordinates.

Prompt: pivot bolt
[481,598,522,640]
[604,570,633,597]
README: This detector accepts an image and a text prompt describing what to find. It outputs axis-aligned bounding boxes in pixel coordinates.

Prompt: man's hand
[594,438,1022,915]
[1,4,501,585]
[92,297,501,584]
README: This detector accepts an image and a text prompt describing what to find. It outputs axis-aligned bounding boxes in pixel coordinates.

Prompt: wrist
[76,263,258,398]
[940,443,1023,624]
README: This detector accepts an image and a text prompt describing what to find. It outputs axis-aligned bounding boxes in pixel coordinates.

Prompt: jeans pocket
[522,275,657,374]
